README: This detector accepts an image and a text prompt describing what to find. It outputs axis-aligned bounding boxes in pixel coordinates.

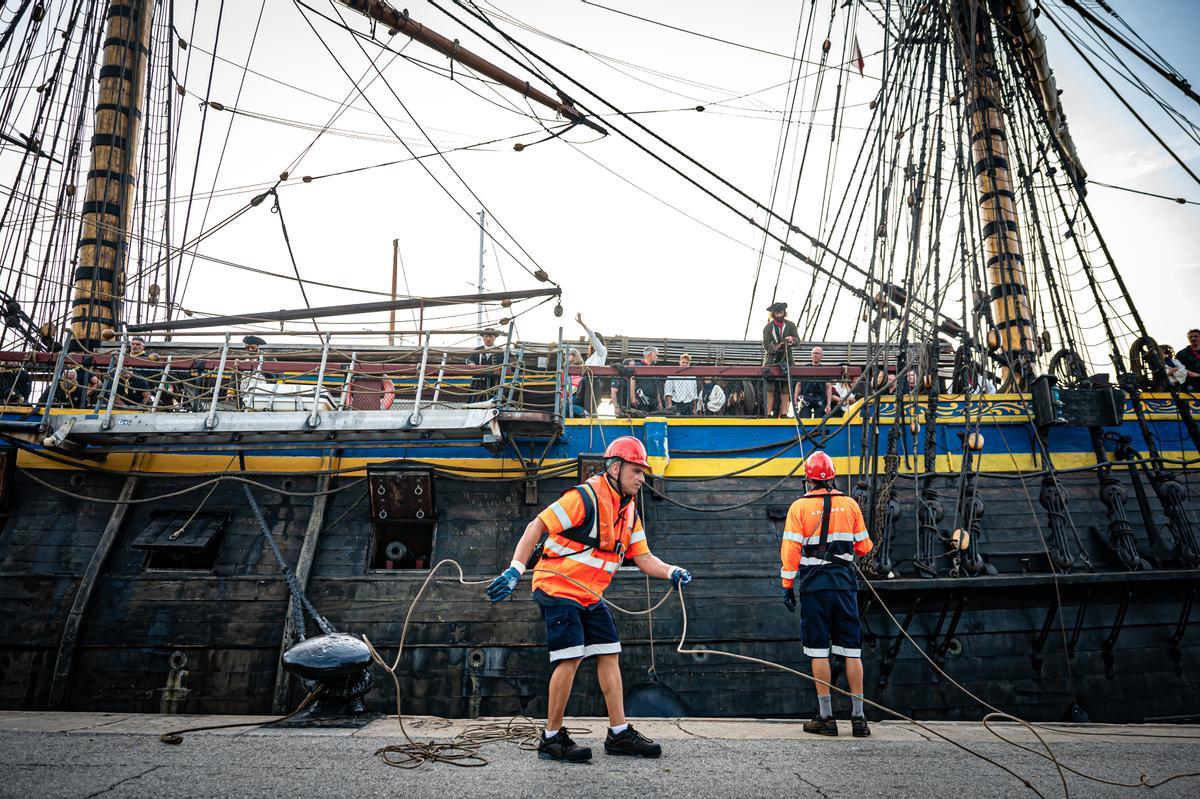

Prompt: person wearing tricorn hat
[236,335,273,406]
[467,328,505,400]
[762,301,800,418]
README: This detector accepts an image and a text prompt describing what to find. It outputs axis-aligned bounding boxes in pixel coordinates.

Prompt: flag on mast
[852,36,865,75]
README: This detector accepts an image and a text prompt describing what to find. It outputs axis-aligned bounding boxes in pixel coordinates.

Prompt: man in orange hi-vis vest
[487,436,692,763]
[780,450,874,738]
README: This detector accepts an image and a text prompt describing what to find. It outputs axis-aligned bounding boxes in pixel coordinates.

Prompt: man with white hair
[613,346,663,416]
[795,346,832,419]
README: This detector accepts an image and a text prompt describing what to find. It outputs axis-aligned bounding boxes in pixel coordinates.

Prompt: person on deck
[486,436,692,763]
[566,347,588,417]
[572,313,608,414]
[1161,344,1188,390]
[795,346,832,419]
[466,329,504,401]
[761,302,799,418]
[780,450,874,738]
[828,364,857,418]
[576,314,608,367]
[117,337,157,407]
[612,348,663,416]
[0,358,33,405]
[698,376,727,416]
[51,368,90,409]
[663,353,699,415]
[1178,329,1200,392]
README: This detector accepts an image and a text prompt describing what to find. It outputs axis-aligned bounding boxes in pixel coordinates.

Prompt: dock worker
[780,450,873,738]
[487,435,692,762]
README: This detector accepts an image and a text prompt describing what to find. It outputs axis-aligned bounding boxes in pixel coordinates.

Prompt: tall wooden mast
[70,1,155,345]
[949,1,1037,381]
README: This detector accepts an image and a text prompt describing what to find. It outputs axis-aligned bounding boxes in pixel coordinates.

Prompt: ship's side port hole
[370,520,435,570]
[134,511,228,571]
[366,468,437,571]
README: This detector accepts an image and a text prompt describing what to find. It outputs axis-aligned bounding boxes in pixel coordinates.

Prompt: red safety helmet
[804,451,836,481]
[604,436,651,470]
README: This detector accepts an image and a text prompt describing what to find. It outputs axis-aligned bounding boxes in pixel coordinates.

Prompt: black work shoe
[851,716,871,737]
[803,715,839,737]
[538,729,592,762]
[604,724,662,758]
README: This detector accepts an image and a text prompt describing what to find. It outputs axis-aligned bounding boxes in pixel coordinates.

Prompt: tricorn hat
[242,335,267,347]
[766,301,788,313]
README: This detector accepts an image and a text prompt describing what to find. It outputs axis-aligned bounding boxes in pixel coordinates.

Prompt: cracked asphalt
[1,713,1198,798]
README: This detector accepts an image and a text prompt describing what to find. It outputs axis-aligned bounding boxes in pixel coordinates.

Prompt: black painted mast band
[70,0,154,344]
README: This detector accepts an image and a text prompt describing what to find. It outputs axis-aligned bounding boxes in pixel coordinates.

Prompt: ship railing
[6,339,1122,421]
[0,331,567,421]
[561,363,877,418]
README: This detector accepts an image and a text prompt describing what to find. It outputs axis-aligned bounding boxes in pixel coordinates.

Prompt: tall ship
[1,0,1197,724]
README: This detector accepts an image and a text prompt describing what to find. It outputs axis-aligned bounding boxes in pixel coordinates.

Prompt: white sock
[609,723,628,734]
[543,728,559,739]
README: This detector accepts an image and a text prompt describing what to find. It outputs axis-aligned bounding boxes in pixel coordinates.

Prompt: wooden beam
[48,469,140,709]
[271,453,335,713]
[126,287,560,333]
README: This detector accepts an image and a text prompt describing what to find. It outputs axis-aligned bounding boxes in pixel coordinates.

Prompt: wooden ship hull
[2,0,1199,729]
[2,394,1198,724]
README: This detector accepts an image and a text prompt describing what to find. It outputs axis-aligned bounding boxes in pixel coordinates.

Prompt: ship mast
[948,0,1037,384]
[70,0,155,346]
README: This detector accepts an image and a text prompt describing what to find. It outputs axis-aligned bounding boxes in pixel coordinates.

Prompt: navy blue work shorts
[539,600,621,662]
[800,588,862,658]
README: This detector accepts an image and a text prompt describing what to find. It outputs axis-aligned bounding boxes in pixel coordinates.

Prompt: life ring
[344,377,395,410]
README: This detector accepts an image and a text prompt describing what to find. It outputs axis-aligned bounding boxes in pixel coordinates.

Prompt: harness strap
[817,493,833,550]
[802,490,840,564]
[540,483,628,560]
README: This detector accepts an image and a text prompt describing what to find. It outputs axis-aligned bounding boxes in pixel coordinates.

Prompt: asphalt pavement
[1,712,1198,798]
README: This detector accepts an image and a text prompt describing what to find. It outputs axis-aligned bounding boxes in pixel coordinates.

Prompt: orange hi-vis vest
[780,488,872,591]
[533,474,651,607]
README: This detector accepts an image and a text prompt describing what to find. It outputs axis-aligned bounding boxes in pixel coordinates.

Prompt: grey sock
[818,694,832,718]
[852,693,864,718]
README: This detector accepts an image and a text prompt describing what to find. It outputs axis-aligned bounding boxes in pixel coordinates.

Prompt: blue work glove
[486,566,522,603]
[669,567,692,588]
[782,587,797,613]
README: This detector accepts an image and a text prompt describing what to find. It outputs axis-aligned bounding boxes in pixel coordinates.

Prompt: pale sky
[6,0,1198,359]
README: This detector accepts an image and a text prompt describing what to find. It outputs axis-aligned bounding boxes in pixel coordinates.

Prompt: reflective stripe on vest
[544,477,629,557]
[800,490,854,568]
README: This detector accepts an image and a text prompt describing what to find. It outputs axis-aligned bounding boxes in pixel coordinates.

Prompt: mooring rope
[152,553,1200,795]
[356,559,1200,796]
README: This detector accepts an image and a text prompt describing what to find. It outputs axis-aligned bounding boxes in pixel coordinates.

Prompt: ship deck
[2,711,1197,798]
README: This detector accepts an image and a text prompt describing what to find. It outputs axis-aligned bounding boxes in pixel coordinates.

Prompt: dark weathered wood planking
[0,465,1198,720]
